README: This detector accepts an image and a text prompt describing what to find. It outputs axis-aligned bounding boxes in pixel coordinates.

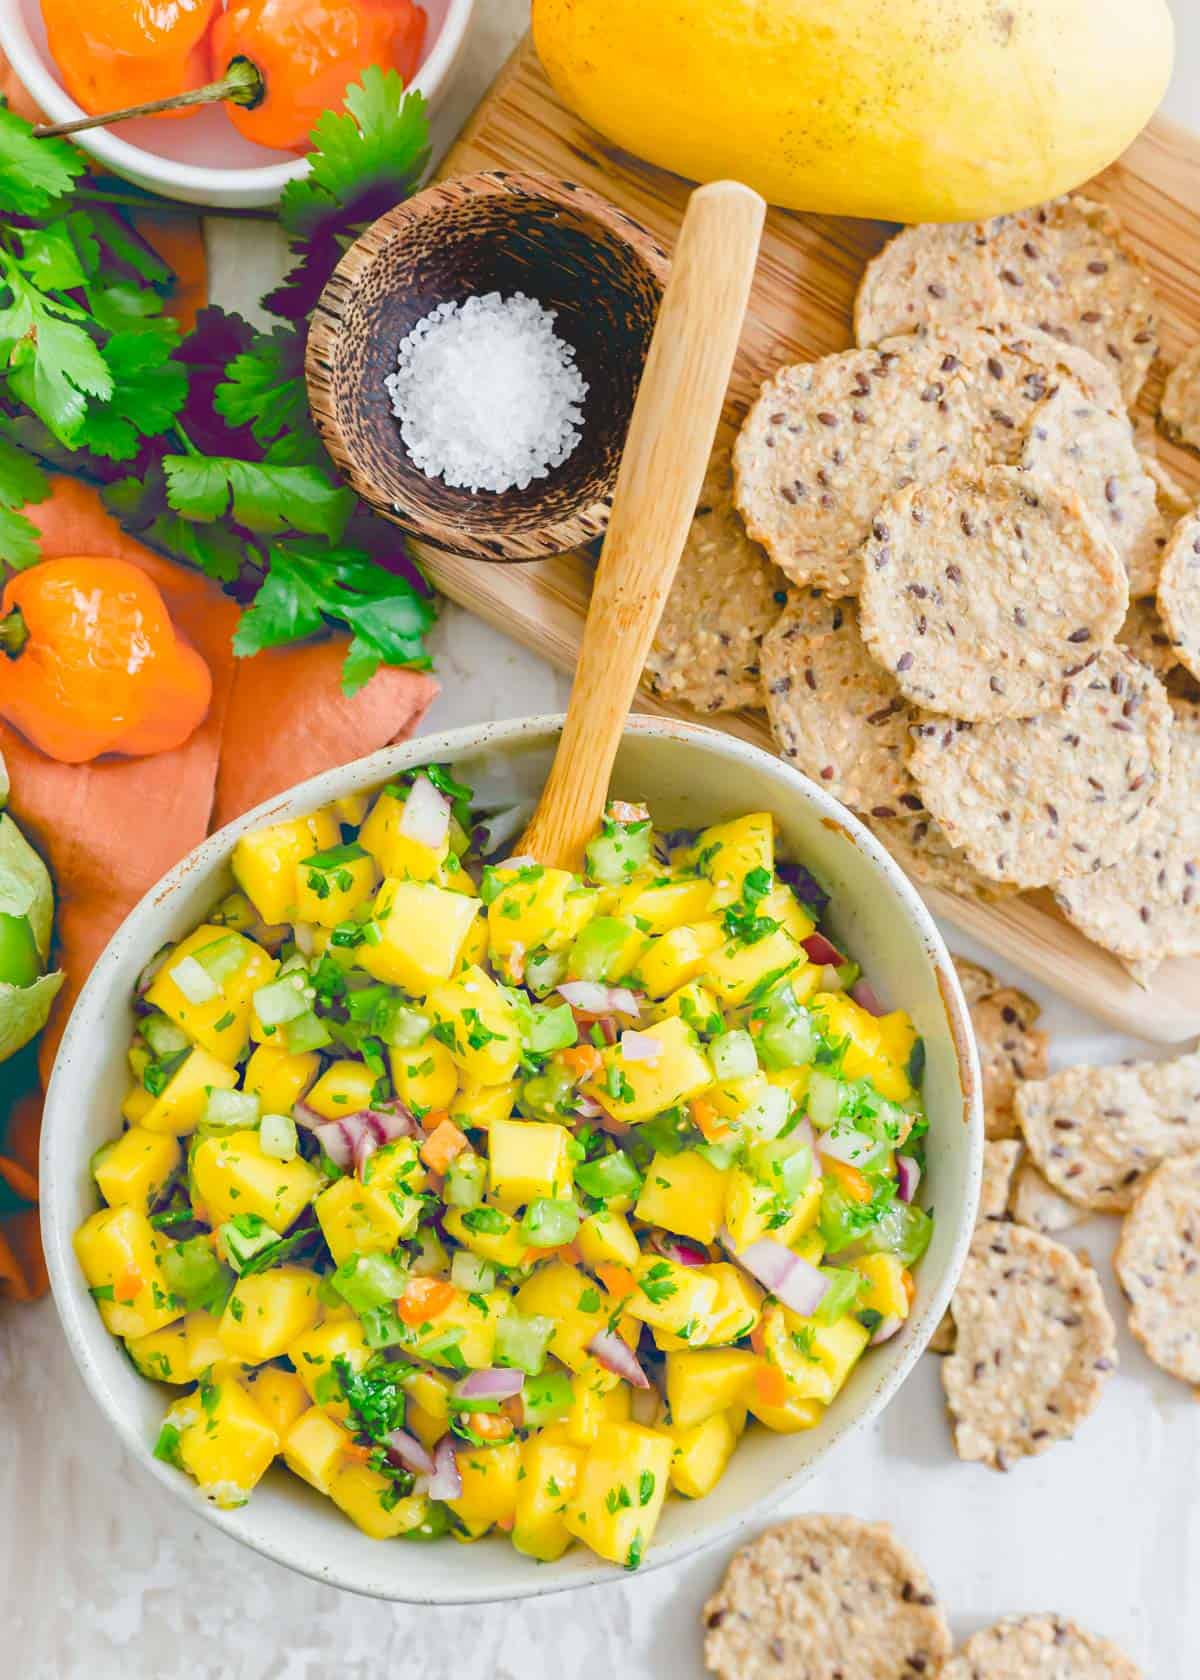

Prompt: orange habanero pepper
[211,0,428,152]
[41,0,219,119]
[0,557,212,765]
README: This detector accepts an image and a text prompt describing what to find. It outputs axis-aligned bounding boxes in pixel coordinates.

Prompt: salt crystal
[385,291,589,494]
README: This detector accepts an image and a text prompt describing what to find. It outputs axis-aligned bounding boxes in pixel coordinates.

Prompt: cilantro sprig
[0,72,436,694]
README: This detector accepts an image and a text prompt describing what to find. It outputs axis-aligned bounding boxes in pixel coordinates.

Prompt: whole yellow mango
[532,0,1173,221]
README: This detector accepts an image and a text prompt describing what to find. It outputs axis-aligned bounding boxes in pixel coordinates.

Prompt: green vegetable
[259,1111,298,1161]
[0,912,38,988]
[524,948,568,998]
[333,1354,410,1443]
[283,1010,333,1054]
[753,986,816,1071]
[218,1213,279,1273]
[520,1062,577,1121]
[858,1200,934,1268]
[253,974,310,1028]
[567,917,636,983]
[203,1088,260,1131]
[520,1198,581,1248]
[0,811,63,1060]
[813,1267,865,1325]
[584,816,652,885]
[520,1366,574,1428]
[159,1235,231,1312]
[444,1152,487,1210]
[331,1251,409,1315]
[494,1312,555,1376]
[525,1001,578,1055]
[709,1028,758,1082]
[573,1150,643,1203]
[449,1250,495,1293]
[141,1013,191,1059]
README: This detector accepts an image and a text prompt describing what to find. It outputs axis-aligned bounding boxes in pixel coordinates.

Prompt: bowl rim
[0,0,476,196]
[40,712,982,1604]
[305,169,672,562]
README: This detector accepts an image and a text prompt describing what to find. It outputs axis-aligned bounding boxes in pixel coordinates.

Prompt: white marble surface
[5,5,1199,1675]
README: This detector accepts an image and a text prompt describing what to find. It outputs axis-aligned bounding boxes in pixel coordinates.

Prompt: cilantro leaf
[279,70,430,239]
[0,104,84,215]
[0,507,41,569]
[162,455,354,538]
[75,325,187,460]
[213,326,308,446]
[1,280,113,443]
[0,438,49,569]
[234,540,435,694]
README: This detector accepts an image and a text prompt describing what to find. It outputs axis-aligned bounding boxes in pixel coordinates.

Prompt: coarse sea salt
[385,292,589,494]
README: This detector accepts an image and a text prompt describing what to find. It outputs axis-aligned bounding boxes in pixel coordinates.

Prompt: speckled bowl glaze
[306,171,669,561]
[41,715,982,1603]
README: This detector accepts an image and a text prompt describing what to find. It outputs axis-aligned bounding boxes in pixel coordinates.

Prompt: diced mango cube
[243,1043,320,1115]
[146,924,277,1064]
[565,1379,631,1447]
[127,1319,192,1384]
[450,1078,518,1132]
[701,1262,764,1345]
[218,1266,321,1362]
[190,1129,322,1232]
[389,1037,459,1113]
[515,1262,625,1373]
[626,1254,719,1339]
[723,1170,821,1253]
[488,1117,573,1207]
[121,1085,156,1125]
[232,811,340,925]
[669,1410,737,1498]
[665,1348,759,1429]
[140,1046,239,1136]
[426,965,523,1085]
[587,1015,713,1124]
[358,879,479,994]
[577,1209,640,1271]
[74,1205,182,1339]
[305,1059,377,1120]
[292,843,378,928]
[330,1464,430,1539]
[488,867,587,963]
[513,1434,585,1561]
[612,875,714,936]
[449,1440,523,1538]
[747,1373,825,1433]
[282,1403,349,1493]
[288,1318,372,1423]
[183,1310,226,1376]
[242,1366,310,1438]
[695,813,775,909]
[314,1174,419,1266]
[359,787,449,882]
[850,1252,911,1320]
[94,1126,181,1212]
[176,1374,279,1507]
[644,980,723,1034]
[705,926,805,1006]
[564,1423,673,1567]
[634,920,726,999]
[442,1205,528,1269]
[634,1150,727,1245]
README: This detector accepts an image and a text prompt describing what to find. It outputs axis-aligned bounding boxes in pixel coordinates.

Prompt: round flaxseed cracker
[734,326,1122,598]
[983,197,1158,407]
[855,197,1158,406]
[954,958,1049,1141]
[868,809,1019,904]
[1160,342,1200,453]
[645,447,788,714]
[980,1138,1023,1220]
[1014,1048,1200,1212]
[1114,1149,1200,1386]
[761,589,920,811]
[1156,510,1200,683]
[1116,596,1179,677]
[942,1223,1117,1470]
[859,468,1127,722]
[908,649,1174,889]
[702,1515,952,1680]
[941,1615,1142,1680]
[854,219,1006,346]
[1054,701,1200,975]
[1019,389,1163,597]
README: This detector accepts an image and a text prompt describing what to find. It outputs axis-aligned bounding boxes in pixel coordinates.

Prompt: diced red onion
[136,944,171,996]
[292,1099,325,1131]
[455,1368,525,1403]
[802,931,845,968]
[734,1238,830,1318]
[651,1231,710,1268]
[399,773,451,848]
[494,853,537,872]
[587,1329,651,1389]
[817,1128,877,1167]
[871,1315,904,1346]
[353,1127,378,1176]
[385,1428,435,1477]
[422,1434,462,1501]
[619,1029,661,1064]
[573,1095,603,1119]
[609,800,649,824]
[789,1118,823,1175]
[557,981,641,1018]
[312,1119,353,1170]
[896,1154,921,1204]
[850,978,888,1017]
[292,921,318,958]
[571,1011,618,1045]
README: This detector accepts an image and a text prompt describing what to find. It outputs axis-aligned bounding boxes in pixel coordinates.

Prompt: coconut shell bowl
[306,171,669,562]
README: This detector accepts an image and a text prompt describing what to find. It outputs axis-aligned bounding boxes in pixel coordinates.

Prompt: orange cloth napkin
[0,71,439,1297]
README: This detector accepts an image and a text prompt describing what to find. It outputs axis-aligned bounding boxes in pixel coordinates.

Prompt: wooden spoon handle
[520,178,766,869]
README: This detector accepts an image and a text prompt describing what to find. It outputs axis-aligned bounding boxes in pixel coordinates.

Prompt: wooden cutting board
[412,33,1200,1043]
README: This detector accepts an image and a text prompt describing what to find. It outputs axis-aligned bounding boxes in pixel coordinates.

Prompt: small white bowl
[41,715,982,1604]
[0,0,475,207]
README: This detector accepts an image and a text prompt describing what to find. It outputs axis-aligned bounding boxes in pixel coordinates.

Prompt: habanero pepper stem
[34,56,265,141]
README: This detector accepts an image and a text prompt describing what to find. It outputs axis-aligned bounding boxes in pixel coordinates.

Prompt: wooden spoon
[520,179,766,869]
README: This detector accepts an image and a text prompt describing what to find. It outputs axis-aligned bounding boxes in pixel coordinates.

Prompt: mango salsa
[75,774,933,1573]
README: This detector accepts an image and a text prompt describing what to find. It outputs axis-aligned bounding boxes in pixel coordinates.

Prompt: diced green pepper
[494,1312,555,1375]
[331,1252,410,1315]
[520,1198,581,1248]
[574,1150,643,1202]
[520,1365,574,1427]
[567,917,637,983]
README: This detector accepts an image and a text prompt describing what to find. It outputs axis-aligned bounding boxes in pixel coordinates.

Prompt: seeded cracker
[1010,1161,1087,1237]
[1160,342,1200,453]
[1116,596,1179,677]
[954,958,1049,1140]
[734,325,1122,597]
[1156,510,1200,683]
[1114,1150,1200,1386]
[908,649,1174,890]
[859,467,1127,722]
[980,1138,1023,1220]
[856,196,1158,406]
[761,590,919,810]
[1019,389,1163,597]
[853,218,1007,345]
[941,1223,1117,1470]
[868,809,1018,904]
[1014,1048,1200,1212]
[702,1515,952,1680]
[645,447,787,713]
[941,1615,1142,1680]
[1054,702,1200,980]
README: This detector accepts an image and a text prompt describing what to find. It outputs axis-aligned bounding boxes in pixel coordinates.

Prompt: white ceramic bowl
[41,715,982,1603]
[0,0,475,207]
